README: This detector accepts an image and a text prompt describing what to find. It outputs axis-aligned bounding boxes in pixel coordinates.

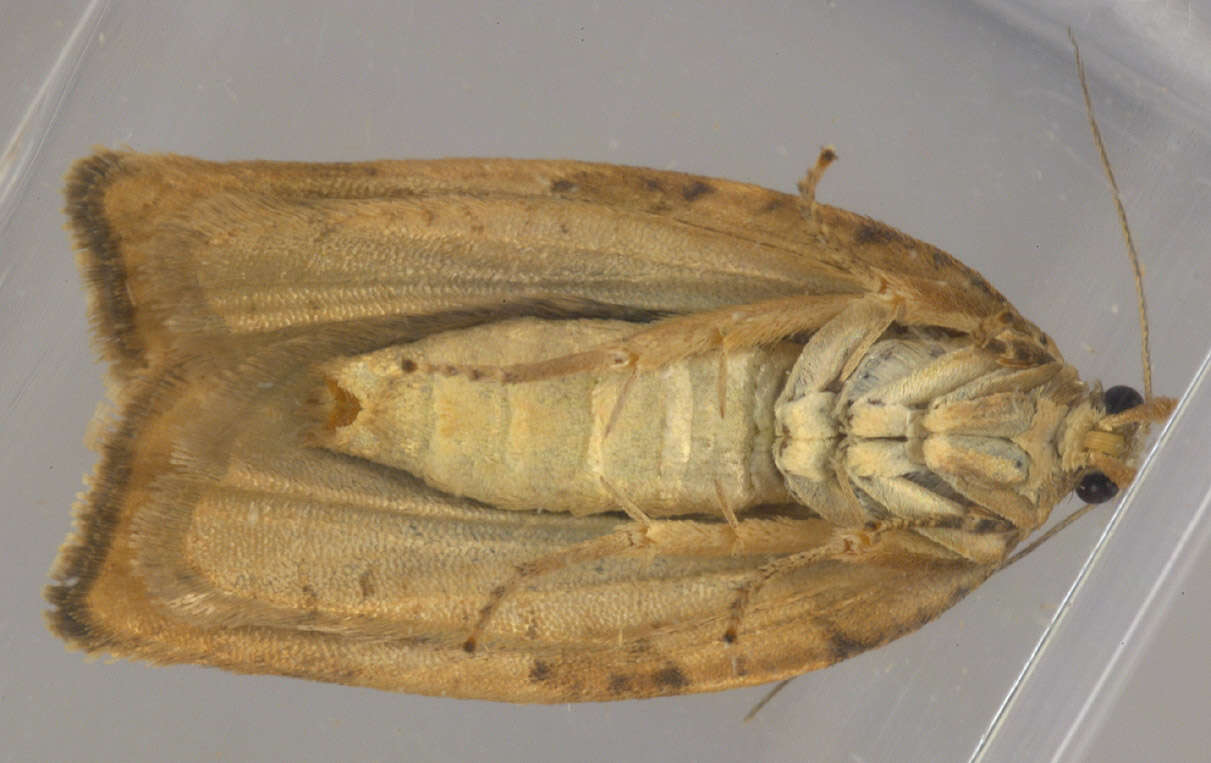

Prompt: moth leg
[780,294,902,395]
[796,145,839,233]
[608,288,899,378]
[722,514,1008,643]
[393,292,856,388]
[976,309,1060,367]
[790,146,1060,368]
[463,517,836,652]
[463,523,650,653]
[722,526,877,644]
[601,367,637,440]
[712,479,743,553]
[716,339,728,417]
[590,303,835,439]
[598,475,653,527]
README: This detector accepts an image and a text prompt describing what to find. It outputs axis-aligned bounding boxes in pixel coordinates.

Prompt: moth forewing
[47,146,1171,702]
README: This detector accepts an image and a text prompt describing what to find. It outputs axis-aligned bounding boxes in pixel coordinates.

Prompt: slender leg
[722,513,1011,643]
[723,527,874,644]
[796,145,839,232]
[463,523,650,653]
[463,516,838,652]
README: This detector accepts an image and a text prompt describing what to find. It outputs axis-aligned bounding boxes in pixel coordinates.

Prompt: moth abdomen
[310,317,799,518]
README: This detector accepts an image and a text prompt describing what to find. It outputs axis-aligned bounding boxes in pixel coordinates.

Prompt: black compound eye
[1104,385,1144,414]
[1076,471,1119,503]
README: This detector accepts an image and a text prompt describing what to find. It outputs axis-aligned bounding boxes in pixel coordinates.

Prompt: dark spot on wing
[949,585,972,606]
[529,660,552,682]
[681,181,714,202]
[759,197,785,213]
[825,630,877,662]
[641,176,665,192]
[972,517,1007,534]
[550,179,577,193]
[652,665,689,689]
[608,673,632,695]
[400,358,417,373]
[968,272,996,297]
[983,339,1007,356]
[1009,341,1049,366]
[855,223,895,245]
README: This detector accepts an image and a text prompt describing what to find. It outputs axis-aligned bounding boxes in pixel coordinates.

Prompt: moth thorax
[773,333,1074,560]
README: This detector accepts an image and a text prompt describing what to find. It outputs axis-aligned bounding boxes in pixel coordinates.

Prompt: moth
[47,58,1173,703]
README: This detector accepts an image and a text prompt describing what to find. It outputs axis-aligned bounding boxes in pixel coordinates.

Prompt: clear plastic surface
[2,2,1207,761]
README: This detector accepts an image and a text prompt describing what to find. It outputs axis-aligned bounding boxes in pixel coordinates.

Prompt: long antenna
[1069,29,1154,400]
[1002,32,1167,571]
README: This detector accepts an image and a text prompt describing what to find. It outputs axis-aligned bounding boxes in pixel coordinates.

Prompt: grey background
[2,1,1209,761]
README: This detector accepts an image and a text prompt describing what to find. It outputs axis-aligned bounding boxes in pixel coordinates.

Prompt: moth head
[1073,384,1175,504]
